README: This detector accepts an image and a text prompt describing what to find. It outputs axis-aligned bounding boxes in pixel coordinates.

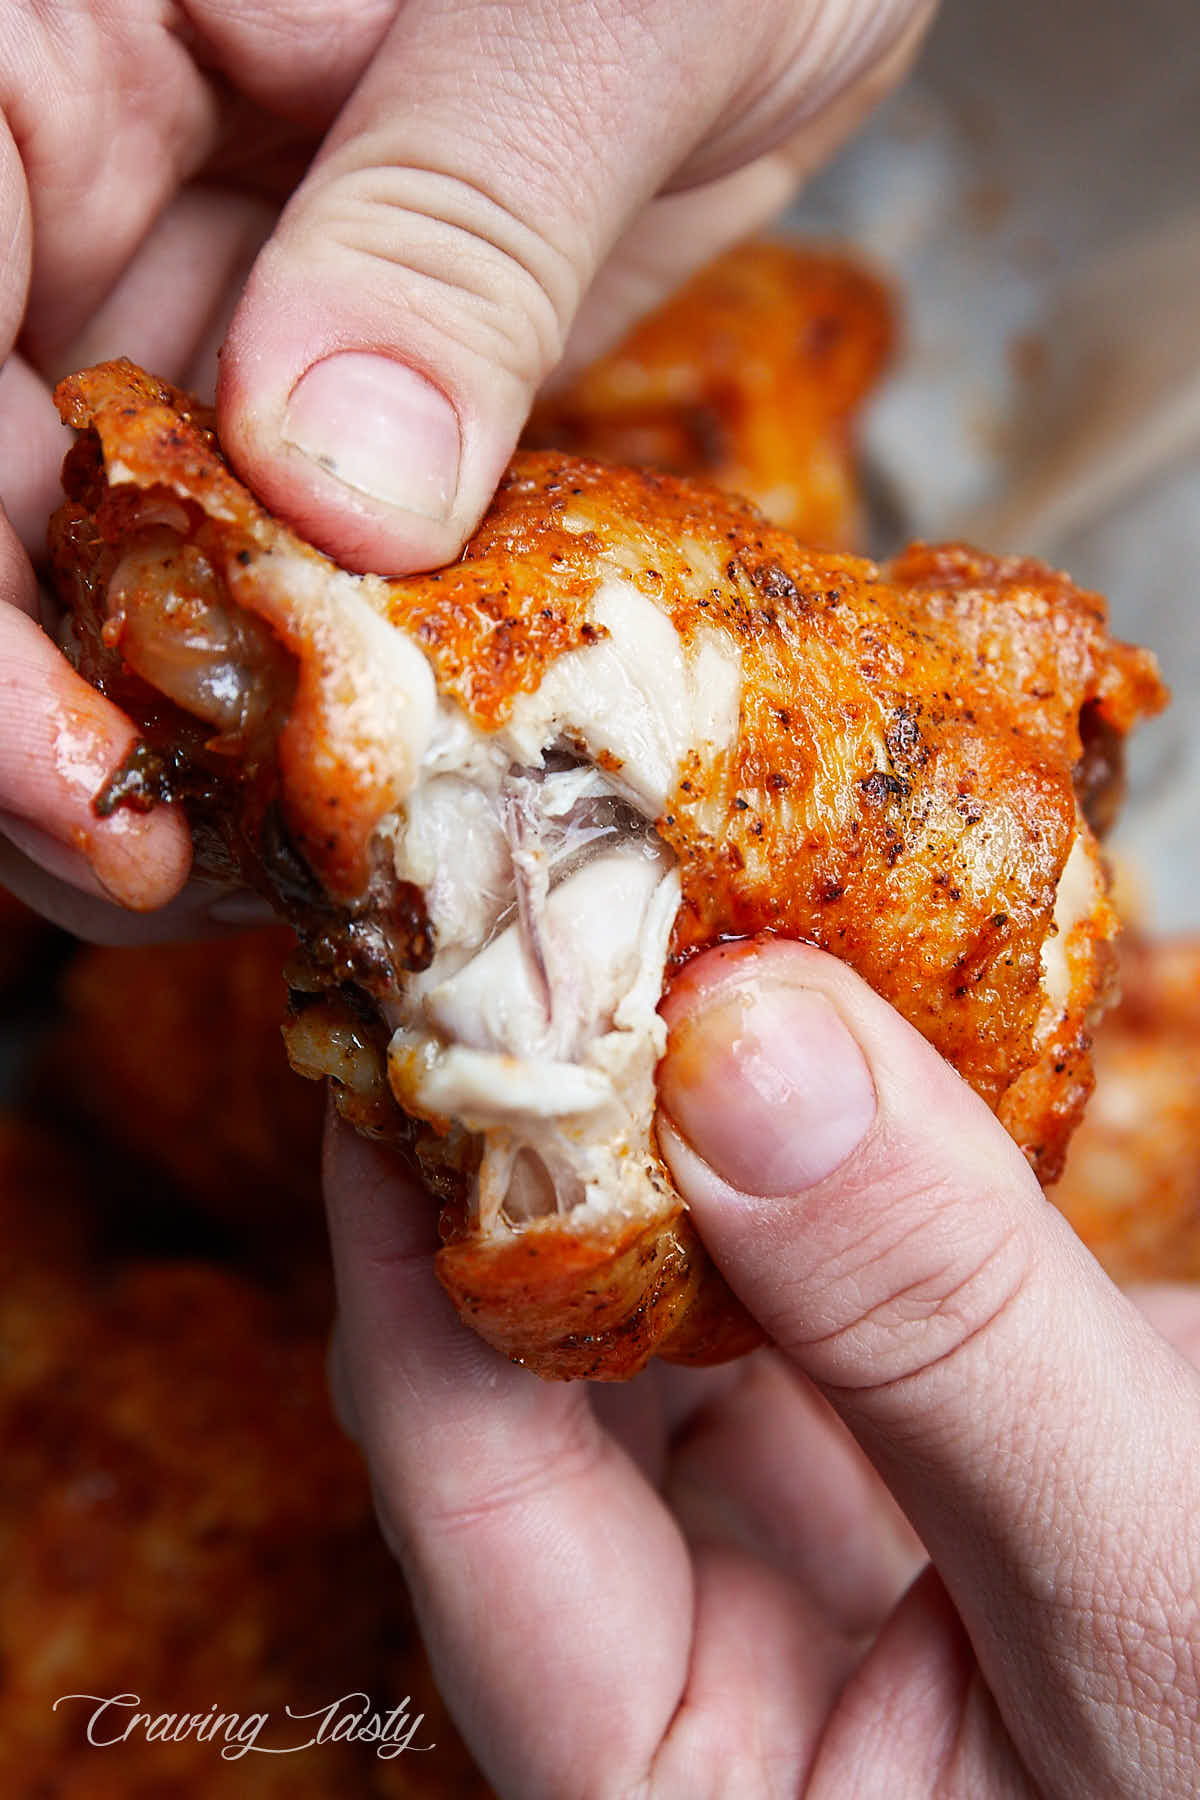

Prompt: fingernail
[282,353,461,521]
[660,983,876,1196]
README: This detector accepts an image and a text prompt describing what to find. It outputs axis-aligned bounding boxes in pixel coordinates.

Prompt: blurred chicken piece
[50,360,1165,1378]
[0,1118,98,1395]
[526,239,893,545]
[47,927,325,1259]
[0,882,58,996]
[0,1117,489,1797]
[1051,935,1200,1284]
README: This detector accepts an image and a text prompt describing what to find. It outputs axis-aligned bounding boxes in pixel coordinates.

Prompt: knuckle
[378,1391,608,1561]
[298,159,583,387]
[772,1158,1037,1402]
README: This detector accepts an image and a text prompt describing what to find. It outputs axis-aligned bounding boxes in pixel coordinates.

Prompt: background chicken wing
[526,238,893,547]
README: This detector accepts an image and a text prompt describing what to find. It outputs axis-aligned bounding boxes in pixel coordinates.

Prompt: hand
[324,939,1200,1798]
[1,0,928,937]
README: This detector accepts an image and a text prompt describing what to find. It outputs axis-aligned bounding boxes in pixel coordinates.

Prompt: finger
[585,1347,916,1641]
[0,835,251,946]
[558,4,934,380]
[325,1119,852,1795]
[657,938,1200,1798]
[1128,1283,1200,1368]
[0,115,32,352]
[219,0,928,574]
[643,1541,857,1798]
[0,355,71,561]
[325,1316,362,1445]
[0,119,57,566]
[7,15,220,364]
[9,189,275,567]
[47,185,277,401]
[550,156,816,386]
[0,528,191,912]
[665,1350,926,1637]
[808,1566,1036,1798]
[321,1115,697,1796]
[181,2,399,129]
[585,1357,743,1489]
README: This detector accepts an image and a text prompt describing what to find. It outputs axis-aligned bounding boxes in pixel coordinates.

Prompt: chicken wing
[49,359,1165,1378]
[0,1117,489,1797]
[525,238,893,545]
[1051,934,1200,1285]
[45,927,326,1256]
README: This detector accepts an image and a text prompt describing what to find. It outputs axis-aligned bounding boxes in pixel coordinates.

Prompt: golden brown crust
[54,362,398,903]
[50,359,1167,1378]
[655,538,1157,1159]
[1051,935,1200,1284]
[438,1206,760,1380]
[526,239,894,545]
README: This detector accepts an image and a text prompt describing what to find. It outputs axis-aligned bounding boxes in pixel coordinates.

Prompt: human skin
[13,9,1200,1791]
[325,940,1200,1798]
[0,0,928,937]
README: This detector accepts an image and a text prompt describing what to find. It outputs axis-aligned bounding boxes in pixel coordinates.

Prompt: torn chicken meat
[50,360,1166,1379]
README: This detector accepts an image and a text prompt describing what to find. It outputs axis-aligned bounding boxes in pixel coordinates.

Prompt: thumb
[657,937,1200,1792]
[656,939,1056,1456]
[216,0,927,575]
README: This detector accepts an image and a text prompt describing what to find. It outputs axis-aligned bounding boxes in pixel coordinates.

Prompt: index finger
[322,1116,696,1796]
[0,520,191,913]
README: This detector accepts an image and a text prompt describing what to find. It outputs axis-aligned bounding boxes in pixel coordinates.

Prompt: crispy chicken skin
[525,239,894,545]
[1051,935,1200,1285]
[50,359,1165,1379]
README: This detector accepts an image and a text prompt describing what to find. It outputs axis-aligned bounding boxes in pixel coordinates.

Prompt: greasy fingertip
[659,935,1006,1209]
[0,603,191,911]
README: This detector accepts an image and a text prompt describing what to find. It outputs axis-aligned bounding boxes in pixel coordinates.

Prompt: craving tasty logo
[52,1691,435,1759]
